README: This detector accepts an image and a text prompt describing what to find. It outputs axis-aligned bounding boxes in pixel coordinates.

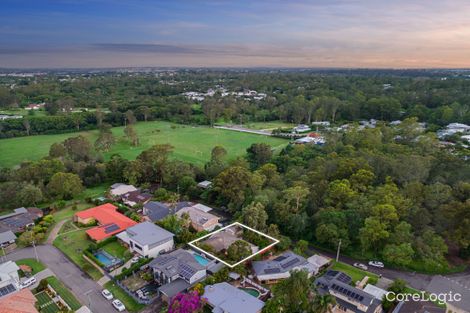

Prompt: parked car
[353,263,368,270]
[101,289,113,300]
[20,276,36,289]
[112,299,126,312]
[130,255,143,264]
[368,261,384,268]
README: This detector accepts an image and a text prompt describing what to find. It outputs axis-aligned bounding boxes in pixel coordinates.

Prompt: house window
[134,243,143,251]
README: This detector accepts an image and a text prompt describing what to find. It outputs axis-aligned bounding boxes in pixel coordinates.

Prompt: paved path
[214,125,272,136]
[6,245,116,313]
[46,219,68,244]
[24,268,55,289]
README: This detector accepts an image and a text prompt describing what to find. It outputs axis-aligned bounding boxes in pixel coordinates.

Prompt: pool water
[193,254,209,266]
[95,251,115,266]
[239,287,260,298]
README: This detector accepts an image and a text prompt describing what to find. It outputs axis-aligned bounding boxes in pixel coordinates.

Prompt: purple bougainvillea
[169,291,204,313]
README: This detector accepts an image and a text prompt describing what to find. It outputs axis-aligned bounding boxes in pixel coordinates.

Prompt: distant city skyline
[1,0,470,68]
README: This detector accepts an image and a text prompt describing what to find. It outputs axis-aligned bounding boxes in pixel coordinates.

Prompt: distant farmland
[0,121,288,168]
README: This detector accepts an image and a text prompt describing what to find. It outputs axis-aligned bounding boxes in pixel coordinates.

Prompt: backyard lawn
[0,120,288,167]
[53,228,103,280]
[16,258,46,275]
[104,281,145,312]
[51,203,92,222]
[331,261,379,285]
[102,240,132,261]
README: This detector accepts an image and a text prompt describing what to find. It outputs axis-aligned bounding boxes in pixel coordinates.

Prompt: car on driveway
[353,263,368,270]
[368,261,384,268]
[112,299,126,312]
[101,289,113,300]
[20,276,36,289]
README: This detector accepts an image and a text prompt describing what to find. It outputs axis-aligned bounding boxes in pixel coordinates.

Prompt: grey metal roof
[0,231,16,244]
[252,251,313,276]
[158,278,190,298]
[143,202,170,222]
[203,282,265,313]
[315,270,379,312]
[126,221,174,246]
[149,249,205,280]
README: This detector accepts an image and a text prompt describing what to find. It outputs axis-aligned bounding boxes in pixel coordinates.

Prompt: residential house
[0,261,20,298]
[143,201,171,222]
[203,282,265,313]
[202,227,258,254]
[252,251,317,284]
[25,103,45,110]
[149,249,206,301]
[117,222,174,258]
[307,254,331,273]
[426,276,470,313]
[315,270,382,313]
[176,206,219,232]
[196,180,212,189]
[0,231,16,248]
[73,203,137,242]
[0,288,38,313]
[0,208,43,233]
[121,190,152,207]
[362,284,388,301]
[293,124,311,133]
[109,183,138,198]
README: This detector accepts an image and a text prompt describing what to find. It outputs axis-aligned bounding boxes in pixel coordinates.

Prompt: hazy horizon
[2,0,470,69]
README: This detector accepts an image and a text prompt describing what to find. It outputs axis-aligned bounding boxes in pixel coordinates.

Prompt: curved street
[6,245,116,313]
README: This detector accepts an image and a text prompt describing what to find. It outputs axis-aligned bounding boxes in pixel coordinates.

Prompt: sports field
[0,121,288,167]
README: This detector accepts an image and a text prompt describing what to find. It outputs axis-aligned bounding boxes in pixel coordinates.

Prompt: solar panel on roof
[273,255,287,262]
[281,257,299,269]
[264,268,281,274]
[0,284,16,297]
[104,223,120,233]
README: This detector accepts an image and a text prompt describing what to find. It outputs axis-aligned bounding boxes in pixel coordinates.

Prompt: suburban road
[6,245,116,313]
[309,246,470,291]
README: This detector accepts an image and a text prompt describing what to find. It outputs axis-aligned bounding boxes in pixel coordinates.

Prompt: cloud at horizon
[1,0,470,68]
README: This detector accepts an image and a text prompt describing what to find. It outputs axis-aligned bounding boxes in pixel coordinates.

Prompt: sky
[1,0,470,68]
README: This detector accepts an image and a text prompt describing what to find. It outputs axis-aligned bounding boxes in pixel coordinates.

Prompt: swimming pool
[239,287,260,298]
[193,254,210,266]
[94,250,120,267]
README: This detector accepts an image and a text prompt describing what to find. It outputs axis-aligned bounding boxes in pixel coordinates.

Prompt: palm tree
[311,294,336,313]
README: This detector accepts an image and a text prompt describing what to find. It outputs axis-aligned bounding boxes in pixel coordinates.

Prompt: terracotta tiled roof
[0,289,38,313]
[75,203,137,241]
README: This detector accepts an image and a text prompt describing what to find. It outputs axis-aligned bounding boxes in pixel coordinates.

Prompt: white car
[20,276,36,289]
[112,299,126,312]
[101,289,113,300]
[368,261,384,268]
[130,256,141,264]
[353,263,368,270]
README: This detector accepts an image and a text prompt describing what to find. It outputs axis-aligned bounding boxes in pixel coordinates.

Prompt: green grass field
[102,241,132,261]
[45,276,82,310]
[0,120,288,168]
[53,228,103,280]
[104,281,145,312]
[331,261,379,285]
[16,258,46,275]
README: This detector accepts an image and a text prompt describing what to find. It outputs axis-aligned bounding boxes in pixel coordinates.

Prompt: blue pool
[94,250,121,268]
[193,254,210,266]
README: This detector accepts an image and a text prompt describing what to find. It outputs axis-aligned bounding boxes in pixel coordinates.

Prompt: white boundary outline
[188,222,279,268]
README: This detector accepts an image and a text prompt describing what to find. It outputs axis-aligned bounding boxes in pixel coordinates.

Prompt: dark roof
[0,208,41,233]
[393,300,446,313]
[122,190,152,203]
[149,249,205,281]
[252,251,314,276]
[143,202,170,222]
[426,276,470,312]
[0,231,16,244]
[315,270,379,313]
[158,278,190,298]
